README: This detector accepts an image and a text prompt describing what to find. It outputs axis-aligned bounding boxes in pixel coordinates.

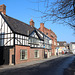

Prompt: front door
[12,55,15,64]
[0,47,4,65]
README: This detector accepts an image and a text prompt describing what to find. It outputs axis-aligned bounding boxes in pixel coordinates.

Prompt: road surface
[42,55,75,75]
[0,55,75,75]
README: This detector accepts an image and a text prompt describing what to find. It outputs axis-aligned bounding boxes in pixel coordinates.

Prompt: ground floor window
[34,50,39,58]
[20,50,27,60]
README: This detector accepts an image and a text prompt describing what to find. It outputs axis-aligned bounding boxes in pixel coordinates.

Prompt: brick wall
[9,48,14,65]
[0,4,6,15]
[15,45,44,64]
[44,49,51,58]
[39,23,57,56]
[15,45,30,64]
[30,48,44,61]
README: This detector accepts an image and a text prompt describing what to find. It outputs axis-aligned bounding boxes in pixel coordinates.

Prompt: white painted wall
[0,14,52,48]
[70,43,75,54]
[30,32,38,38]
[0,14,14,46]
[15,34,30,46]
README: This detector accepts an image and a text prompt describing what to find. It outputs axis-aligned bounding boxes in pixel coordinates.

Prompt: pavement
[0,54,73,72]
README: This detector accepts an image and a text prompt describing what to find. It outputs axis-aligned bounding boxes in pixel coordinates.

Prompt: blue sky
[0,0,75,43]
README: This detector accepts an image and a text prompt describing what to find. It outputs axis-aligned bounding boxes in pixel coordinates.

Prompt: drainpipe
[14,33,15,65]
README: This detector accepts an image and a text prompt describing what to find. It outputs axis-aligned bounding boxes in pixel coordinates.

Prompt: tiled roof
[3,14,35,35]
[70,42,75,44]
[0,13,44,40]
[57,41,67,46]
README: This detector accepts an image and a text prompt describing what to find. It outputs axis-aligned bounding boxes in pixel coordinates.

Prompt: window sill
[28,42,39,45]
[20,59,28,61]
[34,57,39,59]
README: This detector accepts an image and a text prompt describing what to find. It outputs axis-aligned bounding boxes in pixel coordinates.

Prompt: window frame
[29,37,39,45]
[34,50,39,58]
[46,33,48,35]
[20,49,28,60]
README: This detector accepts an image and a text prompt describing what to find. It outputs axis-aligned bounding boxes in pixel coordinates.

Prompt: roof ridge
[5,15,30,26]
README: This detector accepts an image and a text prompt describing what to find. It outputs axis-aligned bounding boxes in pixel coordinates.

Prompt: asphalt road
[0,55,75,75]
[42,56,75,75]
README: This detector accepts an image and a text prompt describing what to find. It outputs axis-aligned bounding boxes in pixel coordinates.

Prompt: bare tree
[33,0,75,30]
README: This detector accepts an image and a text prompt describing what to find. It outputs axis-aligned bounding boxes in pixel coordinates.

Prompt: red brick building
[39,23,57,55]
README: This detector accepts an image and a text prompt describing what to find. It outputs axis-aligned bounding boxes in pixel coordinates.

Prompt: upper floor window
[46,33,48,35]
[29,37,39,44]
[54,40,56,45]
[57,43,59,46]
[49,40,52,44]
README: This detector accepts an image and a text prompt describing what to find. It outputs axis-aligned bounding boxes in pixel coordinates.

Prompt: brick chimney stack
[30,19,34,27]
[40,23,44,32]
[0,4,6,15]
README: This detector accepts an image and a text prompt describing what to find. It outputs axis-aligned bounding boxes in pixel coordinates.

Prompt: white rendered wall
[0,14,14,46]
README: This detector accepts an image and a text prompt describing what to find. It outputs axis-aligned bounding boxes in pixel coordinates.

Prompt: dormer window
[29,37,39,45]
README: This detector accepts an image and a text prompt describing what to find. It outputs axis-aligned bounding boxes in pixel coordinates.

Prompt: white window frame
[29,37,39,44]
[20,49,28,60]
[34,50,39,58]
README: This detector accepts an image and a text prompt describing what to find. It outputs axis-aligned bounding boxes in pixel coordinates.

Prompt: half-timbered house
[0,4,52,65]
